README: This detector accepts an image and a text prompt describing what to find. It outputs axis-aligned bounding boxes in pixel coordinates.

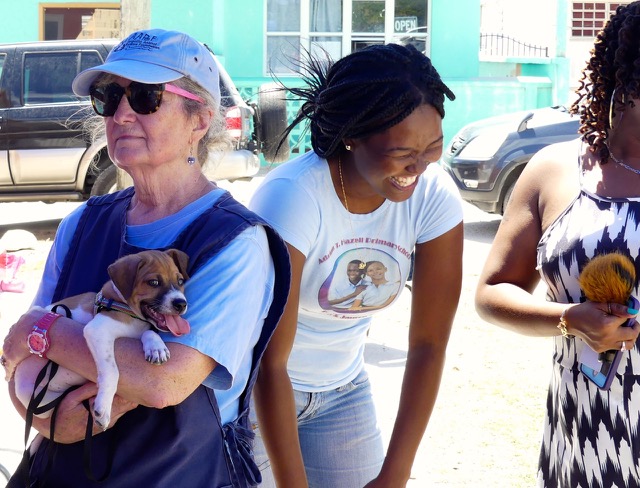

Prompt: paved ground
[0,177,552,486]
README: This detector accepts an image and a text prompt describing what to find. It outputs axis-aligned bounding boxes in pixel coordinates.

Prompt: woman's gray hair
[84,74,232,171]
[170,76,233,167]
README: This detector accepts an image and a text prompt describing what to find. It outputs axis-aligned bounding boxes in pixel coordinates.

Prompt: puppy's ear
[166,249,190,281]
[108,254,144,301]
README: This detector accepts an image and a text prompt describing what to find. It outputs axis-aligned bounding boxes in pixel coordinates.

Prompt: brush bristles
[578,252,636,304]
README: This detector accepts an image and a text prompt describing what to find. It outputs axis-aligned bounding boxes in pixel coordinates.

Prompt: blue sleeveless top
[19,187,290,488]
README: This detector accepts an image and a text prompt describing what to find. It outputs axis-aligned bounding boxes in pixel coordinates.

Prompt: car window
[23,52,79,104]
[80,51,103,73]
[0,54,7,108]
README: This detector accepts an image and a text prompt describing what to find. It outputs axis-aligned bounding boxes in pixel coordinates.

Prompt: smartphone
[579,349,625,389]
[579,296,639,390]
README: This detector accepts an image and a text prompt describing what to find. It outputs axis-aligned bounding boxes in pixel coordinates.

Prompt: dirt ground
[0,185,553,487]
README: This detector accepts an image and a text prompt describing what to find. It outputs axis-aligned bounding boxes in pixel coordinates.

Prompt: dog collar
[94,291,149,323]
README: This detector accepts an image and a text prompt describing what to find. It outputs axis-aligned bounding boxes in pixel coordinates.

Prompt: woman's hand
[7,378,137,444]
[2,306,49,380]
[36,382,138,443]
[564,300,640,352]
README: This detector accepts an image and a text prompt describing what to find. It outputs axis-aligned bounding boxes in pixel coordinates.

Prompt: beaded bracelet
[557,307,574,338]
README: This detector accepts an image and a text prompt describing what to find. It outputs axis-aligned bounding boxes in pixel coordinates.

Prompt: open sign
[394,16,418,33]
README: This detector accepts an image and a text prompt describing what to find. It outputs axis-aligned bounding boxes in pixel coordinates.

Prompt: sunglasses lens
[89,82,164,117]
[128,83,164,115]
[90,83,123,117]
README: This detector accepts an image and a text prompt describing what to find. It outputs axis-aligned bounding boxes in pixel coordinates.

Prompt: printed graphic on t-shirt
[318,248,401,314]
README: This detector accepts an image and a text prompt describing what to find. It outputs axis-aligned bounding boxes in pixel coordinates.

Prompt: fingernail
[628,307,639,314]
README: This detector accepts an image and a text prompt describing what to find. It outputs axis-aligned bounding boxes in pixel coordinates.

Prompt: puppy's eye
[177,278,185,286]
[148,279,160,287]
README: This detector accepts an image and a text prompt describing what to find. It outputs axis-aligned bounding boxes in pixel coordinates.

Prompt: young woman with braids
[249,43,463,487]
[475,3,640,486]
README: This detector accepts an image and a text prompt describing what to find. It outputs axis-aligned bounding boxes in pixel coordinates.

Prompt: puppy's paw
[92,403,111,431]
[141,330,170,364]
[145,345,171,364]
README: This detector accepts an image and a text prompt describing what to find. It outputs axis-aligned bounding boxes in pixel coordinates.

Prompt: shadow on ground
[0,220,60,244]
[463,219,501,244]
[364,342,407,368]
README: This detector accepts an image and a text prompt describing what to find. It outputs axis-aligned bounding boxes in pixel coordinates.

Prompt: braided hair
[281,43,455,159]
[571,1,640,162]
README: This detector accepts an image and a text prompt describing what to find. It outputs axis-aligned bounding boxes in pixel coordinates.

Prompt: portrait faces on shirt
[319,248,402,314]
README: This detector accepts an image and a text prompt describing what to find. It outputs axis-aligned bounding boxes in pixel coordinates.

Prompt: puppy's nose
[172,298,187,314]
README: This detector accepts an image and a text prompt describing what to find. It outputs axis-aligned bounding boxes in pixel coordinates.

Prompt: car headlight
[456,130,507,160]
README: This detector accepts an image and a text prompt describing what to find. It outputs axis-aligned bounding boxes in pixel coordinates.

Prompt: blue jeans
[251,369,384,487]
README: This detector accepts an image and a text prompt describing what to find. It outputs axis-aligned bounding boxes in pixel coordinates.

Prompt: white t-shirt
[354,281,400,308]
[328,276,368,308]
[250,151,462,391]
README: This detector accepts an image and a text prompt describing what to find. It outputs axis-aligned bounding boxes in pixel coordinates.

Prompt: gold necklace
[338,157,358,247]
[337,157,389,214]
[337,158,391,271]
[338,157,350,212]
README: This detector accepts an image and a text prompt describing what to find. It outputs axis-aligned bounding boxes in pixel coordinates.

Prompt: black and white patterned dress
[536,174,640,487]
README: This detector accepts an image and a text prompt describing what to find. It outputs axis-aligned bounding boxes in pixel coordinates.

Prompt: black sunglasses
[89,81,204,117]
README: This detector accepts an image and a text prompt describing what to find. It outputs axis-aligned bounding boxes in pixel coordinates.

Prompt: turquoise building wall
[0,0,119,42]
[431,0,481,146]
[153,0,563,150]
[0,3,39,41]
[152,0,269,109]
[431,0,480,79]
[151,0,215,46]
[428,0,564,145]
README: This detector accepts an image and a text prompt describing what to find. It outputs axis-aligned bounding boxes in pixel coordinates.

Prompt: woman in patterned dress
[475,3,640,487]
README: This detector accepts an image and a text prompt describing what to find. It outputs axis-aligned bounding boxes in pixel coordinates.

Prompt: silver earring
[187,145,196,165]
[345,144,351,151]
[609,88,625,130]
[609,88,617,129]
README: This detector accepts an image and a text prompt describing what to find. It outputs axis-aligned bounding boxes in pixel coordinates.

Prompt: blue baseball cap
[72,28,220,105]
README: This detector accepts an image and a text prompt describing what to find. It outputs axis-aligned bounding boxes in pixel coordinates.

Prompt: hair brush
[578,252,636,366]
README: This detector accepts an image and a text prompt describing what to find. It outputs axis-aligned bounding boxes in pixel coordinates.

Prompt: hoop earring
[187,145,196,165]
[609,88,625,130]
[345,144,351,151]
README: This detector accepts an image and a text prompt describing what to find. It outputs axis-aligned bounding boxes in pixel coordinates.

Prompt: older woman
[1,29,289,488]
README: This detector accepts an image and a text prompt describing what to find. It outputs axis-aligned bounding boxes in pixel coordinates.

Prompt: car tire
[257,82,290,163]
[501,179,517,215]
[90,164,118,196]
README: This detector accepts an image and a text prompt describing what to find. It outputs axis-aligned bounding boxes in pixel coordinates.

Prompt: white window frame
[264,0,431,76]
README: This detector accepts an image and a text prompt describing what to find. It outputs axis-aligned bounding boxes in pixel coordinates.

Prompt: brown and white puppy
[14,249,190,431]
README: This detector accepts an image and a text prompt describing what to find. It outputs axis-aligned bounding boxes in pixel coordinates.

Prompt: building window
[571,2,629,38]
[41,3,120,40]
[266,0,429,75]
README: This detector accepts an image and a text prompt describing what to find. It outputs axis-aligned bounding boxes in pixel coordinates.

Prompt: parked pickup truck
[0,39,289,202]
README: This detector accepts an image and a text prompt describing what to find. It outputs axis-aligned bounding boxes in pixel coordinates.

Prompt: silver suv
[0,39,289,202]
